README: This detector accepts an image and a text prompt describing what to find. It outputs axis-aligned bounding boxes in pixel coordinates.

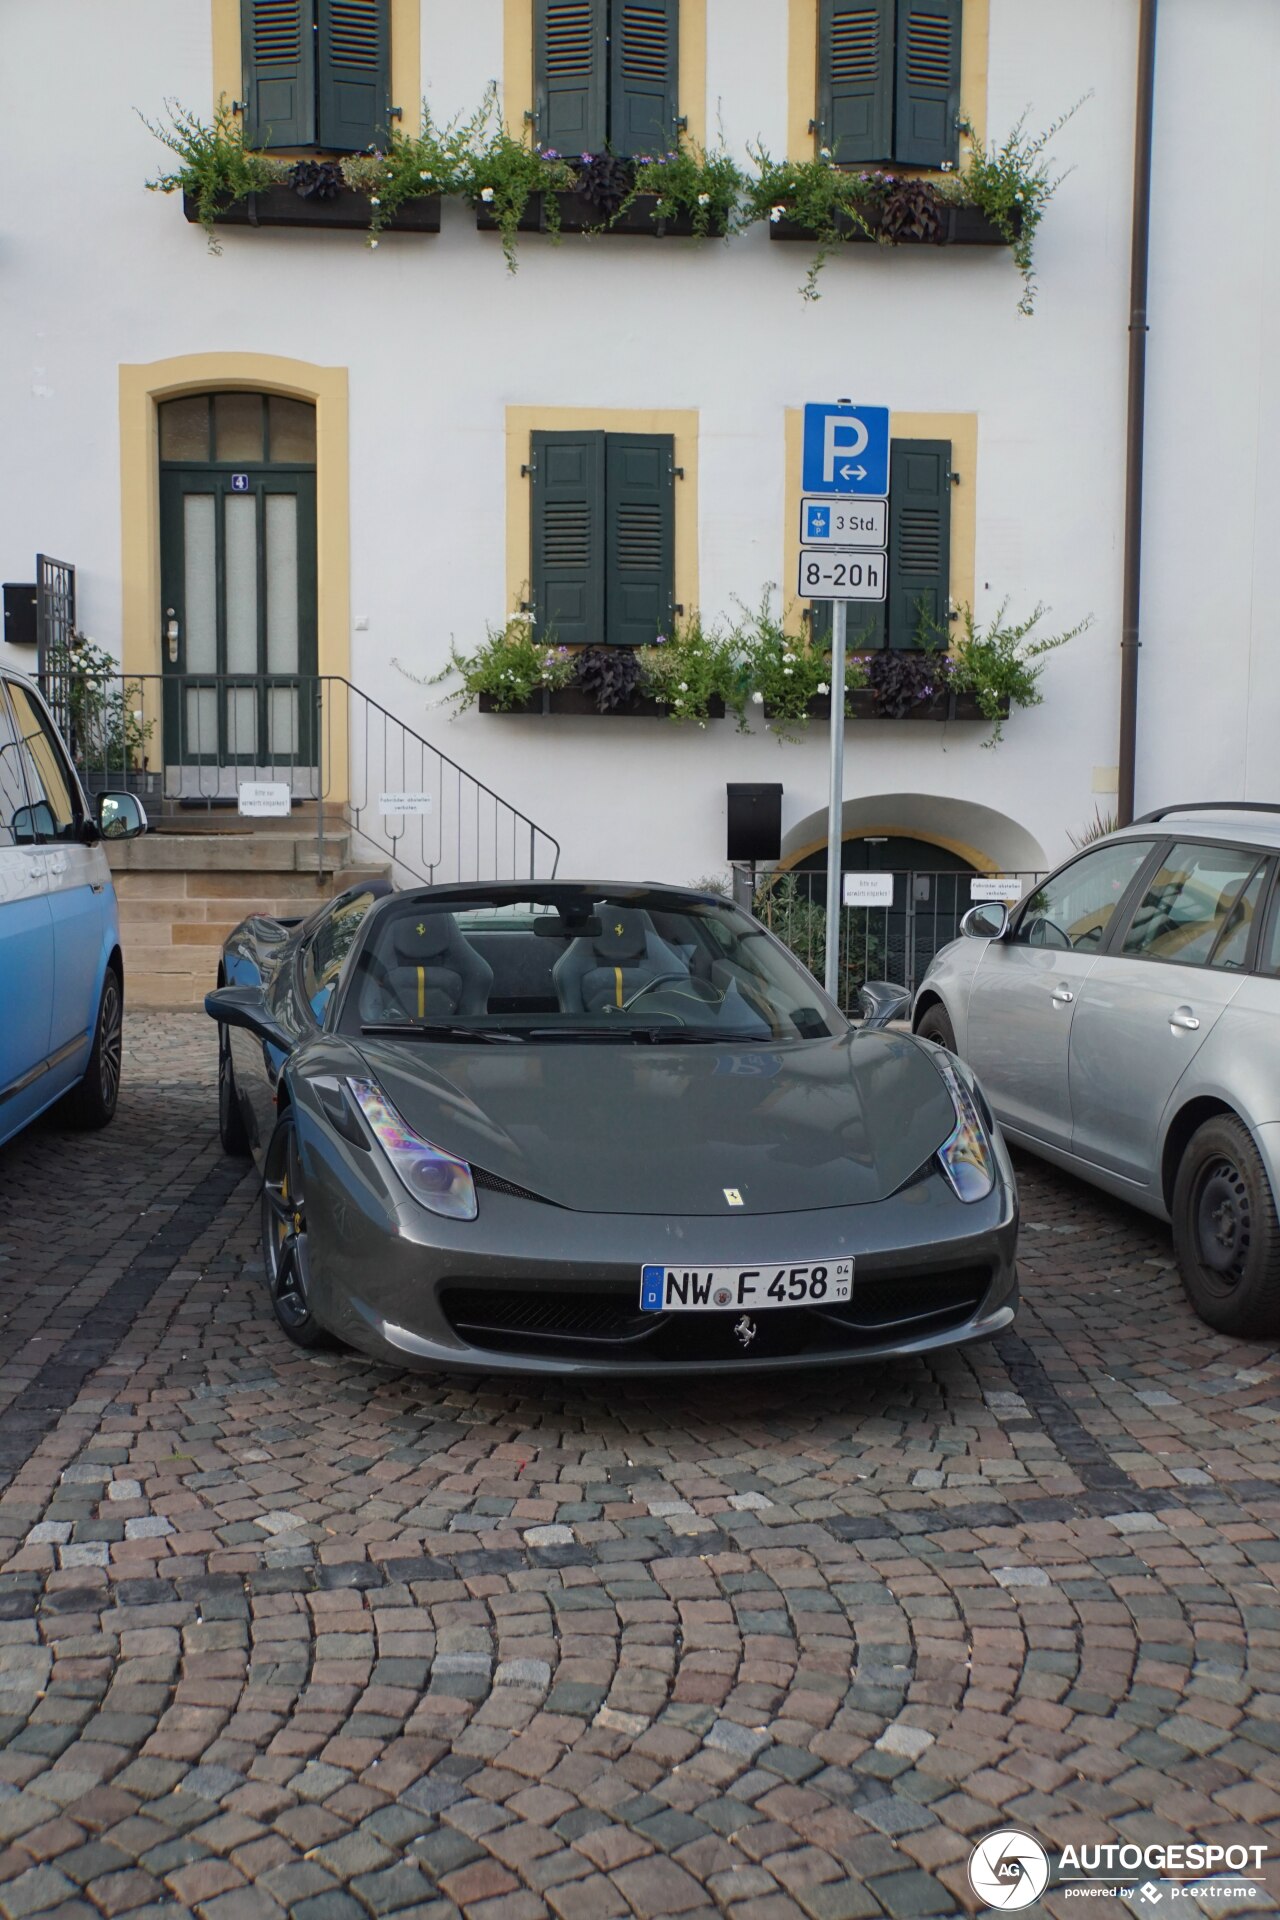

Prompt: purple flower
[639,154,652,165]
[654,634,667,645]
[580,151,593,163]
[544,147,559,159]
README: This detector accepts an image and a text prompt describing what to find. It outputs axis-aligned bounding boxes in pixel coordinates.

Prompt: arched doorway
[790,834,977,988]
[158,391,317,791]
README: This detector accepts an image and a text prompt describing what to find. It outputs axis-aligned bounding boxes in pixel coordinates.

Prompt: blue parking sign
[801,404,890,496]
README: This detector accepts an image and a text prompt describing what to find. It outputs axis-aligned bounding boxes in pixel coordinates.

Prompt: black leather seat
[554,906,688,1014]
[378,912,493,1020]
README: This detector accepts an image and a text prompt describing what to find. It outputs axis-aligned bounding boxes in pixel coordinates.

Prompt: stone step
[107,830,350,875]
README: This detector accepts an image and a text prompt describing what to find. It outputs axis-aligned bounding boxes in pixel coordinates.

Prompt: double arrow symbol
[840,463,868,481]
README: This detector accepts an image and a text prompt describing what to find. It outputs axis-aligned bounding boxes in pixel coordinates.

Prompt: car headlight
[931,1052,996,1203]
[347,1078,477,1220]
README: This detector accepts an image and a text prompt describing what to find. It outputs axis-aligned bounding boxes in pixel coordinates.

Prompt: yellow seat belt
[615,967,623,1008]
[417,966,425,1020]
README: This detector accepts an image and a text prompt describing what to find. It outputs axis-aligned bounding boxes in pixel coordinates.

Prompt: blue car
[0,667,146,1144]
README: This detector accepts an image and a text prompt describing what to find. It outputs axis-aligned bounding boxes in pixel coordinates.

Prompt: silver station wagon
[913,803,1280,1338]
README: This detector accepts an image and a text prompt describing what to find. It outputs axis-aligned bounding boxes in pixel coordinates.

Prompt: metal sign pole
[824,597,847,1004]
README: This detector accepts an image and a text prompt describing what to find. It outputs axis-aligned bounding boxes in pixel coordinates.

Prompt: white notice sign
[970,876,1024,903]
[843,873,894,908]
[238,782,291,818]
[798,548,888,601]
[379,792,433,816]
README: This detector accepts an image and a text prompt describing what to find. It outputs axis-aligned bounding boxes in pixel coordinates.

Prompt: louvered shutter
[887,439,951,648]
[242,0,316,148]
[610,0,679,158]
[605,435,674,648]
[535,0,608,154]
[893,0,961,166]
[817,0,893,164]
[317,0,390,151]
[531,433,606,649]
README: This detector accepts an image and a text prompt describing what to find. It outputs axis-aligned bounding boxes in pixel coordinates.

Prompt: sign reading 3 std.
[801,498,888,547]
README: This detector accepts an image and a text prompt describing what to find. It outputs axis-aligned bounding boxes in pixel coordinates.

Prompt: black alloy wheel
[65,967,124,1129]
[916,1002,957,1052]
[261,1110,331,1348]
[218,1020,252,1157]
[1172,1114,1280,1337]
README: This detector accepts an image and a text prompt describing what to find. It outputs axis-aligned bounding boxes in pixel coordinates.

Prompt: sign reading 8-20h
[797,549,887,602]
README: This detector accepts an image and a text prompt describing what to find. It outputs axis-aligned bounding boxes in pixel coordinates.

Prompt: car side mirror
[960,902,1009,940]
[205,984,291,1054]
[96,791,148,840]
[858,980,911,1029]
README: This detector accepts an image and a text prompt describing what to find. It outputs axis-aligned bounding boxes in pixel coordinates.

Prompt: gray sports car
[205,881,1018,1375]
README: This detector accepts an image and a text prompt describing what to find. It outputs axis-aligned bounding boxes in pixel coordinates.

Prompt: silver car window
[1120,843,1263,968]
[1014,840,1154,953]
[0,682,30,850]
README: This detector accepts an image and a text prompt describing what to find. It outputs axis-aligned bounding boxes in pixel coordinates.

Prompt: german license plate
[639,1260,853,1314]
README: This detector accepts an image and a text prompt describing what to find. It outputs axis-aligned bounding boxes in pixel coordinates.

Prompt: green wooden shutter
[317,0,390,151]
[531,433,606,649]
[893,0,961,166]
[610,0,679,158]
[605,434,674,647]
[817,0,893,163]
[535,0,608,154]
[242,0,316,148]
[887,439,951,648]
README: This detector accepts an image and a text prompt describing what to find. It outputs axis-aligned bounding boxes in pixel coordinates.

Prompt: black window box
[478,688,725,719]
[182,188,441,233]
[475,191,701,238]
[768,204,1014,248]
[764,690,1009,722]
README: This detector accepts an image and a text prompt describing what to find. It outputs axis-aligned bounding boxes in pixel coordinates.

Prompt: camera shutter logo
[968,1830,1051,1910]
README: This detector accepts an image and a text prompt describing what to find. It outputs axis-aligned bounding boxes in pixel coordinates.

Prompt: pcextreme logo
[968,1830,1051,1910]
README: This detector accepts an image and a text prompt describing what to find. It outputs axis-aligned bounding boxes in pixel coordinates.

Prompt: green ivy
[962,99,1088,314]
[636,612,737,725]
[622,138,747,238]
[431,617,576,712]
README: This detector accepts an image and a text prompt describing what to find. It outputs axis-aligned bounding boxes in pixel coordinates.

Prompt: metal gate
[35,553,77,740]
[755,867,1046,1007]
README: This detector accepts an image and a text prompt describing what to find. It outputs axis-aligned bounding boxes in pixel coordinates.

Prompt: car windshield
[339,888,843,1043]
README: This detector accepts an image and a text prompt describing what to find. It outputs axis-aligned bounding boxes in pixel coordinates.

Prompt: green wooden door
[159,467,318,770]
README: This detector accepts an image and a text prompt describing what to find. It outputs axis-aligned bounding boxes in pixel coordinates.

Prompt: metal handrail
[51,668,560,888]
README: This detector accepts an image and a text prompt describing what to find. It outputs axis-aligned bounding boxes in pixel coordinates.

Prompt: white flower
[370,196,381,206]
[678,682,688,692]
[940,160,954,172]
[481,186,495,203]
[816,682,829,695]
[369,238,379,248]
[783,652,795,664]
[783,667,793,676]
[751,690,764,705]
[770,204,786,223]
[509,611,532,623]
[1014,190,1024,202]
[697,192,710,206]
[419,170,431,180]
[820,147,832,159]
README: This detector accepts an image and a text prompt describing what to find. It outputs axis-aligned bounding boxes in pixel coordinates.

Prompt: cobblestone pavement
[0,1013,1278,1920]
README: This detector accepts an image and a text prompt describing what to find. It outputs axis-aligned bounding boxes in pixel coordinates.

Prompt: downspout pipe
[1117,0,1158,825]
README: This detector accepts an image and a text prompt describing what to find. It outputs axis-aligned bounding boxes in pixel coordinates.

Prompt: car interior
[349,898,822,1037]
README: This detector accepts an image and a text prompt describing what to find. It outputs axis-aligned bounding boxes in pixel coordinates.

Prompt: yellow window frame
[787,0,988,164]
[212,0,422,140]
[503,0,707,149]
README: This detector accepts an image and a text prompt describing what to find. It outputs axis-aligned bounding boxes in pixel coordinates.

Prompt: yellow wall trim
[503,0,706,148]
[118,352,350,689]
[212,0,421,138]
[788,0,988,161]
[783,409,977,640]
[505,406,698,627]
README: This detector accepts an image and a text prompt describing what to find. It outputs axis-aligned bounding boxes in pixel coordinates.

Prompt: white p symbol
[823,413,868,482]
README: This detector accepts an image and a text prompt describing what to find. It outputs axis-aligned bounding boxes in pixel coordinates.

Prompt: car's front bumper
[302,1121,1019,1376]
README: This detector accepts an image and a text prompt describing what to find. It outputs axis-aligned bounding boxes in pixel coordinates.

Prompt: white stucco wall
[1,0,1273,885]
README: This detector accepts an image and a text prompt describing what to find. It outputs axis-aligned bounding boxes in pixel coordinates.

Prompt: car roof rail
[1132,800,1280,825]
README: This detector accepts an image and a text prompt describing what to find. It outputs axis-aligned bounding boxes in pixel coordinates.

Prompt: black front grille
[441,1268,993,1362]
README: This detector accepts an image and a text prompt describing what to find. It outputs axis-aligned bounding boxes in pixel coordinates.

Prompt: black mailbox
[726,783,783,864]
[2,583,37,648]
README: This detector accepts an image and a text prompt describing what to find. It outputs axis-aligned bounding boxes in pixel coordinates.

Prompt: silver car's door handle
[1052,986,1074,1005]
[1170,1006,1200,1032]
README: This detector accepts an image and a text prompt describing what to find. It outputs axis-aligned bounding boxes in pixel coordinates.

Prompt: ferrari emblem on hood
[724,1188,743,1206]
[614,922,625,936]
